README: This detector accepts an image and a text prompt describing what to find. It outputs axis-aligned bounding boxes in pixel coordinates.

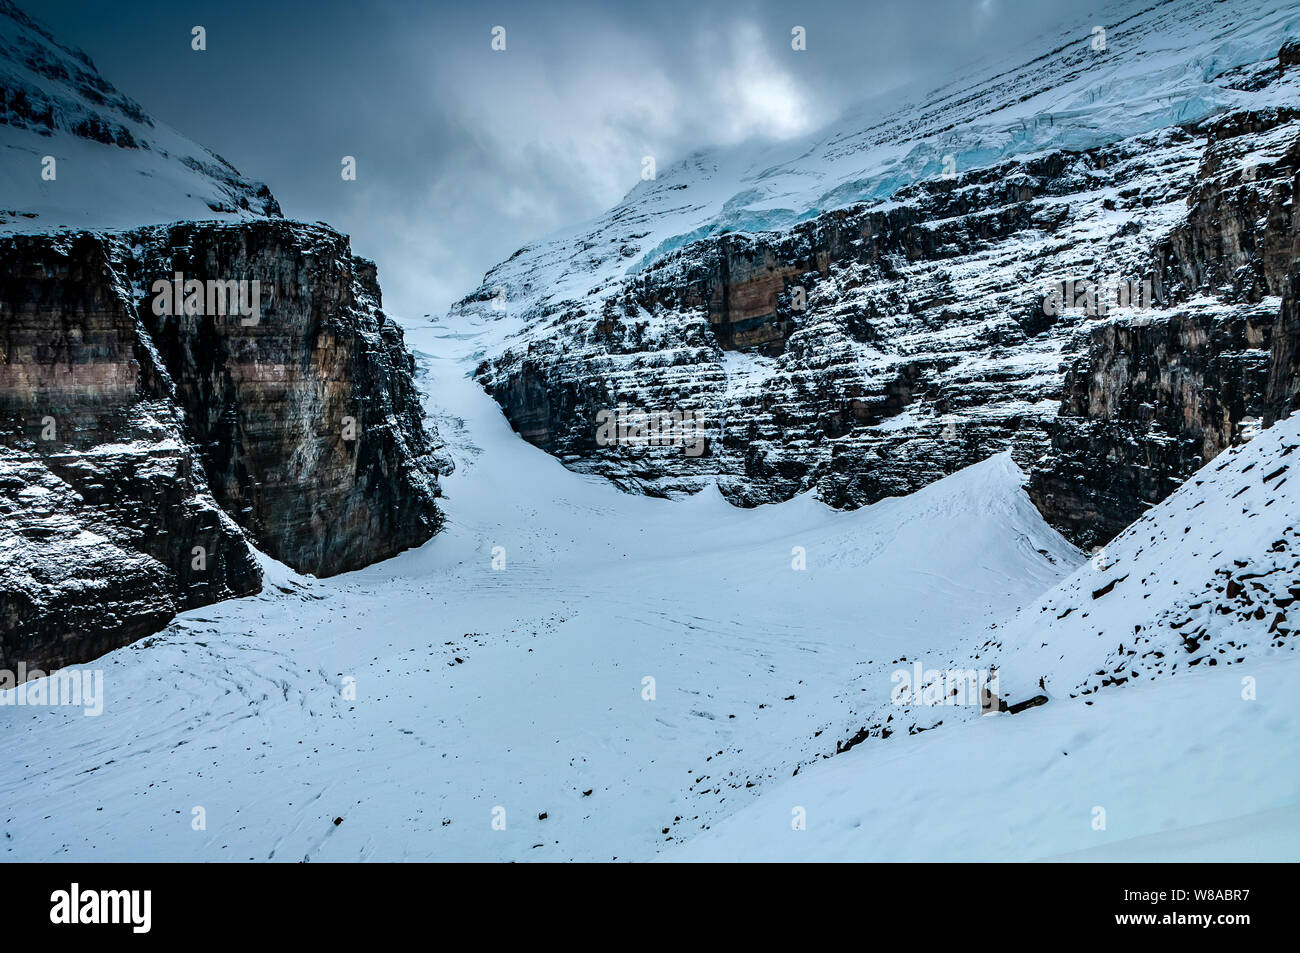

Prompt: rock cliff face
[128,221,442,577]
[0,223,443,675]
[476,115,1296,515]
[465,5,1300,544]
[1265,269,1300,424]
[1028,105,1300,547]
[1025,308,1276,548]
[0,4,444,677]
[478,142,1151,506]
[0,232,262,672]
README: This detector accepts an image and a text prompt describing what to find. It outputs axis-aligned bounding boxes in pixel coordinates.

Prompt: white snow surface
[671,656,1300,861]
[1,322,1296,861]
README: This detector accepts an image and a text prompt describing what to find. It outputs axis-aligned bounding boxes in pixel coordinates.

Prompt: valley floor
[1,323,1296,861]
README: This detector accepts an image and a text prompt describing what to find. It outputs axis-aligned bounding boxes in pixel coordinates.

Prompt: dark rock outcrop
[1153,107,1300,302]
[128,221,442,576]
[1265,269,1300,424]
[0,233,262,672]
[1029,105,1300,547]
[0,222,442,675]
[1026,308,1275,549]
[1280,39,1300,73]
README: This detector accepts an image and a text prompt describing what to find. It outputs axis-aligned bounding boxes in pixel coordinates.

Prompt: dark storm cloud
[21,0,1093,317]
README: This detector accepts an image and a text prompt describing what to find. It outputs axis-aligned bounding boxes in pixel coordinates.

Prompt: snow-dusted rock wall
[466,7,1300,543]
[1029,104,1300,547]
[0,223,443,675]
[477,109,1299,522]
[127,220,444,577]
[0,232,262,673]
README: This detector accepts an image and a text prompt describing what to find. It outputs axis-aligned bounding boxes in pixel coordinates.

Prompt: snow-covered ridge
[0,0,281,232]
[823,407,1300,748]
[455,0,1299,327]
[996,407,1300,698]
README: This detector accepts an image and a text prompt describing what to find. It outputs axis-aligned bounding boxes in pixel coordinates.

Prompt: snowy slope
[0,324,1079,862]
[454,0,1300,330]
[670,411,1300,861]
[669,653,1300,861]
[0,0,280,232]
[995,407,1300,699]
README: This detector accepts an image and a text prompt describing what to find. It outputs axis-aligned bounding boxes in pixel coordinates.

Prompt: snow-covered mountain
[0,0,280,231]
[461,0,1295,316]
[4,315,1296,861]
[457,0,1300,551]
[0,324,1083,861]
[1,0,1297,864]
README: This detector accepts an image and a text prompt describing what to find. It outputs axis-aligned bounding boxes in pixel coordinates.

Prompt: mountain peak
[0,0,281,232]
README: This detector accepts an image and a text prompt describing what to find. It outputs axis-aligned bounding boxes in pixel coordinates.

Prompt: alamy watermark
[151,271,262,325]
[0,664,104,716]
[891,661,999,711]
[50,883,150,933]
[595,404,706,457]
[1041,277,1160,318]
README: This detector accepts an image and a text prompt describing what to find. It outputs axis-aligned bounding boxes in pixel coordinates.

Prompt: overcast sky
[25,0,1094,317]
